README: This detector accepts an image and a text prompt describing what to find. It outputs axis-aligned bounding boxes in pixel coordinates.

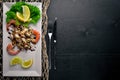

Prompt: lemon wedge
[10,56,22,66]
[16,5,30,22]
[16,12,24,22]
[21,59,33,68]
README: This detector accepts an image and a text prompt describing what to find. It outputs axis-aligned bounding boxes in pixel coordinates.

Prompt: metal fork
[48,20,53,70]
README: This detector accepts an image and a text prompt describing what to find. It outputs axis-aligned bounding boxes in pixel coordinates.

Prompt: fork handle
[48,38,52,70]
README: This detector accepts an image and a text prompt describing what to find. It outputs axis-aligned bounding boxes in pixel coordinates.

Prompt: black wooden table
[48,0,120,80]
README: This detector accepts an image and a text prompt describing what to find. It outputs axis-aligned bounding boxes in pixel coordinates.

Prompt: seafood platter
[3,2,42,76]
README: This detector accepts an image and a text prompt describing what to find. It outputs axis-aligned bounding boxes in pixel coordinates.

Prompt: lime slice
[16,5,30,22]
[21,59,33,68]
[10,56,22,66]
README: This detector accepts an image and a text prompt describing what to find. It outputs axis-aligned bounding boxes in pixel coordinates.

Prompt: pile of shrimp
[6,20,40,55]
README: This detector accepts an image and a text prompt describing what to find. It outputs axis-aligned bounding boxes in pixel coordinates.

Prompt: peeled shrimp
[7,43,20,55]
[32,29,40,44]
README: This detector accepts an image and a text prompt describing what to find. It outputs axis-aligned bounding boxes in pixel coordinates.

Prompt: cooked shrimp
[7,43,20,55]
[31,29,40,44]
[6,19,16,31]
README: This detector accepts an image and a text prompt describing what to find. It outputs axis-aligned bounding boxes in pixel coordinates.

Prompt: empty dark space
[48,0,120,80]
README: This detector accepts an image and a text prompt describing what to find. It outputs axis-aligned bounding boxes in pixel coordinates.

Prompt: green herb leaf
[6,11,16,22]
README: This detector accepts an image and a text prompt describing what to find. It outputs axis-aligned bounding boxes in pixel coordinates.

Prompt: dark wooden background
[48,0,120,80]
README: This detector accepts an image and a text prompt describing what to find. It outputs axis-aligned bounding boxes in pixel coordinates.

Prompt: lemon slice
[16,12,24,22]
[10,56,22,66]
[16,5,30,22]
[21,59,33,68]
[22,5,30,21]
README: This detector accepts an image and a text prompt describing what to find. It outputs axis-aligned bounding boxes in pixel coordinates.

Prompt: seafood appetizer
[7,20,40,55]
[4,2,41,69]
[6,2,41,55]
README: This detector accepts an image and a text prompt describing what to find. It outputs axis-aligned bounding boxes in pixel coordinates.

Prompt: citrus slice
[16,5,30,22]
[10,56,22,66]
[16,12,24,22]
[21,59,33,68]
[22,5,30,21]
